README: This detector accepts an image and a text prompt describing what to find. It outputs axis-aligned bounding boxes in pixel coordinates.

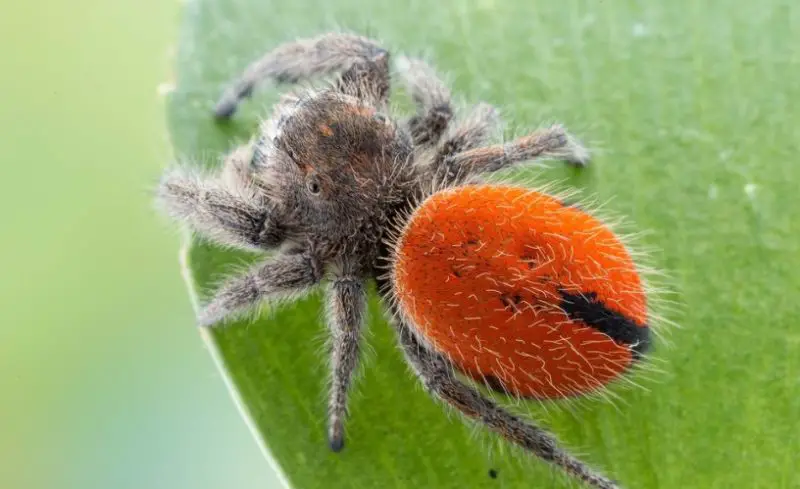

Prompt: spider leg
[198,251,322,327]
[396,56,454,147]
[332,51,391,107]
[157,167,284,251]
[441,124,590,185]
[434,102,500,163]
[325,275,367,451]
[215,33,388,119]
[393,321,619,489]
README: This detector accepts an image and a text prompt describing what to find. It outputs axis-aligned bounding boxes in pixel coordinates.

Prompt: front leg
[333,52,391,107]
[325,275,367,451]
[199,251,323,327]
[441,124,590,185]
[158,166,284,251]
[214,33,388,119]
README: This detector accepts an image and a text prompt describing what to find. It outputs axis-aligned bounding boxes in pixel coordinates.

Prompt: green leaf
[166,1,800,488]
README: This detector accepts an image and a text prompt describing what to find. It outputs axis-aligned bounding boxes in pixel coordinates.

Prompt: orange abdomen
[392,185,649,399]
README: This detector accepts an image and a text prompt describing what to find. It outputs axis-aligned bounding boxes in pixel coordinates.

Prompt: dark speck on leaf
[488,469,498,479]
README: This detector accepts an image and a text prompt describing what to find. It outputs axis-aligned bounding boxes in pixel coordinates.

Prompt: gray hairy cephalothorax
[157,33,624,489]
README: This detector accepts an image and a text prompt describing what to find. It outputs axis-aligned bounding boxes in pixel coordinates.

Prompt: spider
[158,33,651,489]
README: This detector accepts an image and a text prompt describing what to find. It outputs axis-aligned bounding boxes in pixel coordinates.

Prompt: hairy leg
[333,51,391,107]
[215,33,388,119]
[440,124,590,185]
[157,167,284,250]
[394,321,619,489]
[434,102,500,163]
[396,56,453,147]
[198,251,322,327]
[325,275,367,451]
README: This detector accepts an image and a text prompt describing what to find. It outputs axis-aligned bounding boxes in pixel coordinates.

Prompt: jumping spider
[159,33,650,489]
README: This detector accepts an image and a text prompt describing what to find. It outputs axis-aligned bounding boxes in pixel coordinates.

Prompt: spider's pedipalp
[157,166,284,251]
[325,274,367,452]
[214,33,388,119]
[394,321,619,489]
[396,56,454,147]
[198,252,322,327]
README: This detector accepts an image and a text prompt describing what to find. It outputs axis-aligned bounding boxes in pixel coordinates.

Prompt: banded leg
[325,276,367,451]
[333,51,391,106]
[434,102,500,163]
[441,124,590,185]
[396,56,454,147]
[157,167,283,250]
[198,251,322,327]
[394,322,619,489]
[215,33,388,119]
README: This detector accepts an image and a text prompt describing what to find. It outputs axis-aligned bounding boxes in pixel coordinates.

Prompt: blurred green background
[3,1,799,489]
[0,1,279,488]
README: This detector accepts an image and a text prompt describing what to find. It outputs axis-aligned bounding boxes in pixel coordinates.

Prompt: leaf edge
[177,235,294,489]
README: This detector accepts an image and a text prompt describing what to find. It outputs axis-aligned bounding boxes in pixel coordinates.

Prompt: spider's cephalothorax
[253,87,417,268]
[159,33,650,489]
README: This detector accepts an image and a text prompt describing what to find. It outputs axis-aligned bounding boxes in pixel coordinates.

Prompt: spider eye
[373,112,388,125]
[306,176,322,195]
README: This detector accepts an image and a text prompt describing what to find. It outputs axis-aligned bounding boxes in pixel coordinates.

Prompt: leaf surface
[167,1,800,487]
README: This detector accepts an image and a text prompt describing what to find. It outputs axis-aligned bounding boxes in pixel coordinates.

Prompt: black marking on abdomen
[558,289,650,359]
